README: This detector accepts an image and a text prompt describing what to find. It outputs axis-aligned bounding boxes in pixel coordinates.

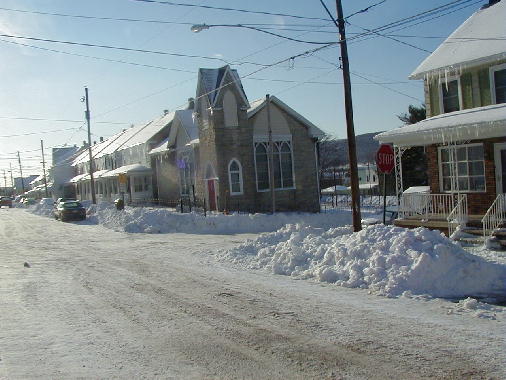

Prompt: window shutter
[429,81,440,116]
[460,73,473,109]
[478,68,491,106]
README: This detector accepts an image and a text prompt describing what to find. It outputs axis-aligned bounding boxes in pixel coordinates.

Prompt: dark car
[0,196,13,208]
[54,201,86,221]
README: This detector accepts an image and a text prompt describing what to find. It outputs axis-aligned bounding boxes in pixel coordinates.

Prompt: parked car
[362,206,399,226]
[54,201,86,221]
[0,196,13,208]
[22,198,36,206]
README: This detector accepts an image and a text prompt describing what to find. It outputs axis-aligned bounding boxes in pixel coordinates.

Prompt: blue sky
[0,0,483,178]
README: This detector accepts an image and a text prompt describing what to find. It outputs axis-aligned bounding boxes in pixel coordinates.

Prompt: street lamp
[191,24,210,33]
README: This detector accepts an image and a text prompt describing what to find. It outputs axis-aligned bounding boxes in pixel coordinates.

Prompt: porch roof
[102,163,152,178]
[374,104,506,147]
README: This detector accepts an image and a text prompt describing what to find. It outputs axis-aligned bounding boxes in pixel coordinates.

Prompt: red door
[207,180,216,211]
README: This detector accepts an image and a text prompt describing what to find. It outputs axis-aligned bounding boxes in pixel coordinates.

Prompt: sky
[0,0,485,182]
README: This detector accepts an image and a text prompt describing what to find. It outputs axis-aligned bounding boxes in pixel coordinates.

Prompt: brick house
[151,65,325,212]
[375,0,506,235]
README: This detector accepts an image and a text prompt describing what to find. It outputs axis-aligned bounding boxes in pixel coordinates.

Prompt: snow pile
[220,224,506,298]
[89,203,352,235]
[447,297,504,320]
[29,199,54,217]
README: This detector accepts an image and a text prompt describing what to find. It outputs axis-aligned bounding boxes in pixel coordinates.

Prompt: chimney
[82,141,87,147]
[94,141,97,145]
[163,109,169,115]
[99,136,104,142]
[187,98,195,110]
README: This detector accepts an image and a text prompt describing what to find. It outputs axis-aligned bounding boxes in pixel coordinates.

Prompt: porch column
[394,146,404,201]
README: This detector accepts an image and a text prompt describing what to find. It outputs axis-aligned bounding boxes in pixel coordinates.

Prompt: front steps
[455,226,506,251]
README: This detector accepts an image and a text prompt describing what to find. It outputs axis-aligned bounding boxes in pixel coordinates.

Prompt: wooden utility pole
[2,169,6,193]
[335,0,362,232]
[17,151,25,193]
[84,87,96,204]
[40,140,49,197]
[266,94,275,214]
[9,163,14,194]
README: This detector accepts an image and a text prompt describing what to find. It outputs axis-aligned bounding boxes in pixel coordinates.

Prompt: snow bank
[29,199,54,217]
[220,224,506,298]
[28,200,353,235]
[90,203,352,234]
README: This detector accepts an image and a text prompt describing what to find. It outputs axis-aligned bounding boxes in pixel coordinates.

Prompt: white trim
[438,143,486,193]
[438,76,462,114]
[490,63,506,105]
[494,142,506,194]
[227,158,244,195]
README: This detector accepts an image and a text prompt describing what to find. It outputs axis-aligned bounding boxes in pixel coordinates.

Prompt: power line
[344,0,387,20]
[0,38,197,73]
[0,33,233,62]
[0,127,80,138]
[128,0,331,22]
[0,115,131,125]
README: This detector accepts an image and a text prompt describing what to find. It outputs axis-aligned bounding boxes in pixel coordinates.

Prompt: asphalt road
[0,208,504,379]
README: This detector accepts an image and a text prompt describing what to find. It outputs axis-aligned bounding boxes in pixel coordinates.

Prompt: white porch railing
[482,194,506,239]
[399,193,457,220]
[447,194,468,238]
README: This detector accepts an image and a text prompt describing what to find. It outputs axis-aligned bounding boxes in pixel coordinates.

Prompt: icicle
[444,68,449,91]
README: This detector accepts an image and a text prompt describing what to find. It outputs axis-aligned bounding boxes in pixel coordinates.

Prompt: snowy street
[1,208,505,379]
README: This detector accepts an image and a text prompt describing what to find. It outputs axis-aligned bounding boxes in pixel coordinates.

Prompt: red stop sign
[376,144,395,174]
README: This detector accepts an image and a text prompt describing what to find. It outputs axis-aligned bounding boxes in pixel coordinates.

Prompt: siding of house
[425,58,506,118]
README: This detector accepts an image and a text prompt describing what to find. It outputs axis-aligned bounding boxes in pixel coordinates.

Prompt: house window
[133,177,142,192]
[228,159,243,195]
[178,155,194,196]
[440,79,461,113]
[254,141,294,191]
[223,90,238,127]
[439,144,485,192]
[491,64,506,104]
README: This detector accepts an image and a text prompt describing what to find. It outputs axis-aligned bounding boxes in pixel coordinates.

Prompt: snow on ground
[26,200,506,314]
[218,223,506,302]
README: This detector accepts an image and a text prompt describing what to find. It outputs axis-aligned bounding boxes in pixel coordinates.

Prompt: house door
[494,143,506,194]
[495,143,506,194]
[207,179,217,210]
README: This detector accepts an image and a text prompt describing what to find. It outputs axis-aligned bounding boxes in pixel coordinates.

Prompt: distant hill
[321,132,384,165]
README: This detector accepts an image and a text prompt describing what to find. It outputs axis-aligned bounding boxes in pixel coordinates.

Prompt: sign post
[375,144,395,224]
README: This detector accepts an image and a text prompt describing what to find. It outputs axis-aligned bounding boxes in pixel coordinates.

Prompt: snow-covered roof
[72,112,175,165]
[68,173,88,183]
[102,163,152,177]
[148,109,198,154]
[247,95,326,138]
[149,137,171,155]
[410,1,506,79]
[198,65,249,108]
[374,103,506,146]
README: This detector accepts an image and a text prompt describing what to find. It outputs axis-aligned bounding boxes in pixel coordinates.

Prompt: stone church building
[151,65,325,213]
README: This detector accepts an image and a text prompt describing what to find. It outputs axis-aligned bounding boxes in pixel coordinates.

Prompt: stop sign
[376,144,395,174]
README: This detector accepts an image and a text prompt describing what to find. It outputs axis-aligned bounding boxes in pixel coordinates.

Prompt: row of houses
[50,65,325,213]
[44,0,505,232]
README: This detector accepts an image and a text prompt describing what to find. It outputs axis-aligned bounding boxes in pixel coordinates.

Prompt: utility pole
[266,94,275,214]
[9,163,14,194]
[40,140,49,197]
[335,0,362,232]
[17,151,25,194]
[2,169,6,194]
[84,86,96,204]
